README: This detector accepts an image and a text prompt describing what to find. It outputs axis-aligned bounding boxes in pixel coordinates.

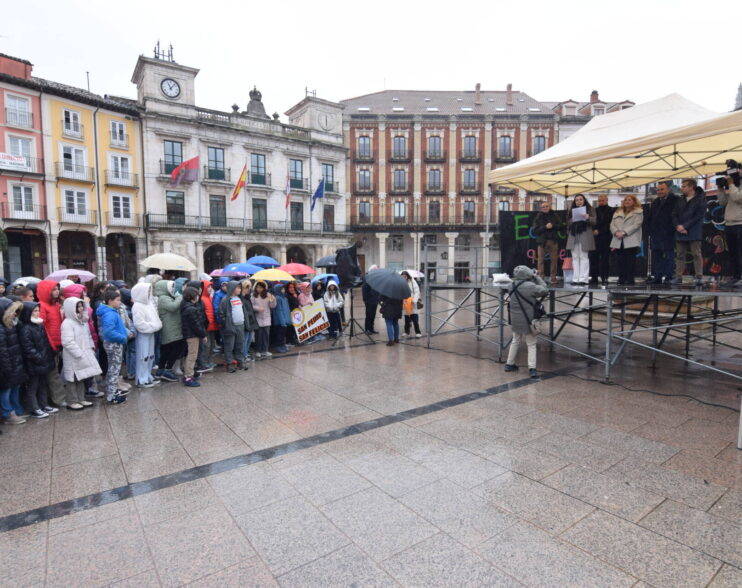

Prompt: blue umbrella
[311,273,339,285]
[222,262,263,276]
[247,255,280,268]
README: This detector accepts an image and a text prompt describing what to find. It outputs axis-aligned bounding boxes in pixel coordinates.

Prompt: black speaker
[335,244,363,289]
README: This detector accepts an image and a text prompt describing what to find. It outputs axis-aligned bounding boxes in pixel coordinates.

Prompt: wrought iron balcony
[354,183,374,194]
[62,121,84,139]
[424,150,446,163]
[107,212,141,227]
[1,202,46,221]
[58,207,97,225]
[290,177,308,191]
[350,215,486,230]
[203,166,231,182]
[459,150,480,163]
[324,181,338,193]
[389,184,410,195]
[5,108,33,128]
[110,132,129,148]
[460,183,481,194]
[160,160,181,176]
[105,170,139,188]
[495,154,516,163]
[354,152,375,163]
[145,213,349,233]
[0,155,43,174]
[389,152,411,163]
[55,162,96,183]
[248,171,271,186]
[424,185,445,195]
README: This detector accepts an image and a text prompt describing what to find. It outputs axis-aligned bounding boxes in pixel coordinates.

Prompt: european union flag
[311,178,325,211]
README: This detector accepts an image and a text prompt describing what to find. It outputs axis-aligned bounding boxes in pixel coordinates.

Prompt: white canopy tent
[488,94,742,195]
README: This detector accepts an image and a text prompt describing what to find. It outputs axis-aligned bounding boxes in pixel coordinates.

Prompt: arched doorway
[105,233,138,285]
[204,244,234,273]
[58,231,96,275]
[286,245,308,265]
[246,245,273,260]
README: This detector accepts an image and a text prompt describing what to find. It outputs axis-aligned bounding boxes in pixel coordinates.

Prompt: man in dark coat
[589,194,615,284]
[362,265,381,334]
[671,179,706,285]
[645,180,679,284]
[532,202,564,284]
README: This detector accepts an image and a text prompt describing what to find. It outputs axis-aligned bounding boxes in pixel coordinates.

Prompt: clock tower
[285,95,344,136]
[131,44,199,111]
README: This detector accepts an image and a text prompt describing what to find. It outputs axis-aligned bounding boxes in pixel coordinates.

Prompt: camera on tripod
[715,159,741,189]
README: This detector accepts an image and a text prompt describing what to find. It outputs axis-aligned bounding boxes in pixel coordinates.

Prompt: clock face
[318,113,333,131]
[161,78,181,98]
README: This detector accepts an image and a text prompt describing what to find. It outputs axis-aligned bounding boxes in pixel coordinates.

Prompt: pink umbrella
[278,263,315,276]
[209,269,223,277]
[46,269,96,282]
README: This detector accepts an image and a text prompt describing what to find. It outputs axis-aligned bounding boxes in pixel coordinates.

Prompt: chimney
[506,83,513,106]
[590,90,599,103]
[474,83,481,105]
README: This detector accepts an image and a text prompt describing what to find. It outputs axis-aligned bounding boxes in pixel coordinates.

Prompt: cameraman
[504,265,548,378]
[718,176,742,287]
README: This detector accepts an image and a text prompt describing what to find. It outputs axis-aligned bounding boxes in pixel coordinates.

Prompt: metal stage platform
[423,280,742,448]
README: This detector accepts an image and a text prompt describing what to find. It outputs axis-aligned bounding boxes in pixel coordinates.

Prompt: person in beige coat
[60,296,102,410]
[610,194,644,285]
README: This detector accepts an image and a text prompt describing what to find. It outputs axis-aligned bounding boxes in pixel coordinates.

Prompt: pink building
[0,53,48,279]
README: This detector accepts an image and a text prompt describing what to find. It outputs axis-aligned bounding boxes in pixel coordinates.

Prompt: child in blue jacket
[96,289,129,404]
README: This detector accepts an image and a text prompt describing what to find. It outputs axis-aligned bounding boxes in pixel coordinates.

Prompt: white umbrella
[401,269,425,279]
[140,253,196,272]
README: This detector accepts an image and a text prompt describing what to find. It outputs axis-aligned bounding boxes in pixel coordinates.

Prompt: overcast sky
[3,0,739,118]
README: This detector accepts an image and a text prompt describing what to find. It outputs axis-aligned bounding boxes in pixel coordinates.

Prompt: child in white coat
[131,282,162,388]
[60,297,102,410]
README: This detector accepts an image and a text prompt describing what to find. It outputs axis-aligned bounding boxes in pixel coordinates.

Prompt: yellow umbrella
[251,268,295,282]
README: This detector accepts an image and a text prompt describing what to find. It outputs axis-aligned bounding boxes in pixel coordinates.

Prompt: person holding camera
[671,179,706,286]
[532,201,564,284]
[504,265,548,378]
[645,180,679,284]
[717,168,742,287]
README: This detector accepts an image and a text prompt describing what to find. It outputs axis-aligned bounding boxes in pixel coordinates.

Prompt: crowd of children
[0,271,341,425]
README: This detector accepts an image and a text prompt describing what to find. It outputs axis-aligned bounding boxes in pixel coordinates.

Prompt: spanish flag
[231,164,247,201]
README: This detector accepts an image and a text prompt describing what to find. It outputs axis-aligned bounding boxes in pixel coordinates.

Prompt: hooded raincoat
[131,282,162,334]
[60,297,102,382]
[0,298,28,387]
[154,280,183,344]
[37,279,62,351]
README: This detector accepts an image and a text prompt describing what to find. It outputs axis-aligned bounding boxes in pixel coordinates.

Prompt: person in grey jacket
[218,281,248,372]
[504,265,548,378]
[718,179,742,287]
[610,194,644,285]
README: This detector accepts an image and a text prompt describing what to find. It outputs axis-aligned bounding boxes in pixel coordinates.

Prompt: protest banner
[291,300,330,343]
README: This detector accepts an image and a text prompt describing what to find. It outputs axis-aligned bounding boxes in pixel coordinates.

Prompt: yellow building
[41,81,143,282]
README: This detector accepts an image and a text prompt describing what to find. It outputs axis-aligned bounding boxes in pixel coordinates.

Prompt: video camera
[715,159,741,189]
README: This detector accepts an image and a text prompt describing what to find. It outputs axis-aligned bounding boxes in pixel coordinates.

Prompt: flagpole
[242,161,248,233]
[285,166,289,235]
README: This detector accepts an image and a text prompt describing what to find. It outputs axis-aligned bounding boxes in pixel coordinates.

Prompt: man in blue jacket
[645,180,679,284]
[96,289,130,404]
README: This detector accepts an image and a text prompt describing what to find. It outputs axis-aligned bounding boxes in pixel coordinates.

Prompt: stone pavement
[0,333,740,587]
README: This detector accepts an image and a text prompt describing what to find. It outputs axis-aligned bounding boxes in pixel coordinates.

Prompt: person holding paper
[566,194,596,285]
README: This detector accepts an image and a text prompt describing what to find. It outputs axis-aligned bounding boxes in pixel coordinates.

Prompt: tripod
[332,287,375,346]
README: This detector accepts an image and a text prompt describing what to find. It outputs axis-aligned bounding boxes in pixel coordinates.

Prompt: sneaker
[694,276,704,286]
[30,409,49,419]
[401,333,409,339]
[6,412,26,424]
[503,364,519,372]
[137,381,157,389]
[238,362,248,371]
[529,368,539,378]
[43,406,59,414]
[670,277,684,285]
[172,366,184,376]
[107,394,127,405]
[116,388,130,397]
[159,370,178,382]
[275,346,288,353]
[254,352,263,359]
[79,400,93,407]
[734,279,742,288]
[66,403,84,411]
[183,377,201,387]
[198,365,214,373]
[227,366,237,373]
[415,333,422,338]
[117,379,132,391]
[85,388,104,398]
[263,351,273,357]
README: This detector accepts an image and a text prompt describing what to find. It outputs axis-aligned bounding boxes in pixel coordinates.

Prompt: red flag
[231,164,247,201]
[169,156,199,187]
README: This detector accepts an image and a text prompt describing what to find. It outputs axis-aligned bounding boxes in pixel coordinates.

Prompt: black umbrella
[316,254,337,268]
[364,269,411,300]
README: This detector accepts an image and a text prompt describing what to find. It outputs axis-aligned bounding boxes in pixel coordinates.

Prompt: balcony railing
[160,160,181,176]
[354,152,374,163]
[389,184,410,195]
[290,177,308,191]
[495,154,516,163]
[460,183,481,194]
[248,171,271,186]
[58,207,97,225]
[110,132,129,148]
[350,215,485,228]
[325,181,338,193]
[146,213,349,233]
[1,202,46,221]
[393,215,408,224]
[203,166,231,182]
[355,183,374,194]
[0,155,43,174]
[425,185,445,195]
[424,150,446,163]
[459,150,480,162]
[389,152,411,163]
[5,108,33,128]
[107,212,141,227]
[105,170,139,188]
[62,121,84,139]
[55,162,96,183]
